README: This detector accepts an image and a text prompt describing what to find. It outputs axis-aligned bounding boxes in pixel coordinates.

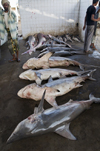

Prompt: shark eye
[28,116,37,123]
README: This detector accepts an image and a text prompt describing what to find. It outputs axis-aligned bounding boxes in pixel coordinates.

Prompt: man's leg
[90,22,97,50]
[84,25,94,53]
[13,35,20,62]
[7,32,16,62]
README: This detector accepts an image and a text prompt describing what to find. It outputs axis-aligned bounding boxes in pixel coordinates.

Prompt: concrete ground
[0,39,100,151]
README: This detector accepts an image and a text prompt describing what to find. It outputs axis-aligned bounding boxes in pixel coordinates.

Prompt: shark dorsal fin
[40,52,53,61]
[34,107,38,114]
[38,90,46,113]
[48,76,53,83]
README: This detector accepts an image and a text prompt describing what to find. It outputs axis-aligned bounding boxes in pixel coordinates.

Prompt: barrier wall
[18,0,80,38]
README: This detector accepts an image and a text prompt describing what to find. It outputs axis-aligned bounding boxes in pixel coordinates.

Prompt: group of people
[0,0,20,62]
[0,0,100,62]
[83,0,100,54]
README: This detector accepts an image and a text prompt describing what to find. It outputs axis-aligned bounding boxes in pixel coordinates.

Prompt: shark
[7,90,100,143]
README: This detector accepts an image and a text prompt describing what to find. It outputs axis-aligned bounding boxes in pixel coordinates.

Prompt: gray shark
[17,70,96,107]
[7,90,100,143]
[19,68,90,85]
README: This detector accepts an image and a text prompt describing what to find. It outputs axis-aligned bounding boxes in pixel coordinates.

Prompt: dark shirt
[86,5,96,25]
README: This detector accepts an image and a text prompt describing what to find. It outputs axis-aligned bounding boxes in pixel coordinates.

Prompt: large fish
[22,33,47,55]
[7,90,100,143]
[22,52,99,70]
[38,50,85,58]
[36,43,67,50]
[40,47,79,53]
[25,35,36,50]
[17,70,96,107]
[48,34,72,48]
[19,68,90,85]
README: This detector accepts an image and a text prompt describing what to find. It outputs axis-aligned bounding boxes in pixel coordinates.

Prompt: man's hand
[83,25,86,30]
[98,17,100,21]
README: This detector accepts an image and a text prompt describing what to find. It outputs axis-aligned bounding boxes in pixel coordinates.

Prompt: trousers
[84,25,94,52]
[6,28,19,56]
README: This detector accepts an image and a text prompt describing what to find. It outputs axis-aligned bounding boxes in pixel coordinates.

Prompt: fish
[36,43,67,50]
[65,34,73,43]
[22,52,52,70]
[22,52,100,70]
[17,70,96,107]
[72,36,81,42]
[48,34,72,48]
[7,90,100,143]
[38,50,85,58]
[25,35,36,50]
[19,68,90,85]
[22,33,47,55]
[40,47,79,53]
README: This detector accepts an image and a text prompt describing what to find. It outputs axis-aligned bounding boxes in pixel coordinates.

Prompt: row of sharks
[7,34,100,144]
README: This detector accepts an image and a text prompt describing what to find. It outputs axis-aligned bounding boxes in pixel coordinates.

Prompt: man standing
[83,0,100,54]
[90,1,100,50]
[0,0,20,62]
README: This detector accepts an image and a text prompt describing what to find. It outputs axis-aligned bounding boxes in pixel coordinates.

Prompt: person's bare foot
[8,54,16,62]
[84,50,93,54]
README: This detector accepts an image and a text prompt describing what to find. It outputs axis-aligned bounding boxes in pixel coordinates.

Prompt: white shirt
[4,12,9,28]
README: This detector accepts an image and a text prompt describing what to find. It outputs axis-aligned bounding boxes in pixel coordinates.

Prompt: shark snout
[22,63,29,69]
[17,89,24,98]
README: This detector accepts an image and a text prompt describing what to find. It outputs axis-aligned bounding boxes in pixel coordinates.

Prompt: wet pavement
[0,39,100,151]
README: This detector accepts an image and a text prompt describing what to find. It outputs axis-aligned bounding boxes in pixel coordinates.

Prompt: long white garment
[4,12,9,28]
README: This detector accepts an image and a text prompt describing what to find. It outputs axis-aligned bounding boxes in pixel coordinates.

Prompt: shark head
[19,69,37,81]
[22,58,37,69]
[7,114,42,143]
[7,90,46,143]
[17,83,43,100]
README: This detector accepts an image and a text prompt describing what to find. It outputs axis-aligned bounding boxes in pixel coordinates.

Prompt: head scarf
[1,0,11,16]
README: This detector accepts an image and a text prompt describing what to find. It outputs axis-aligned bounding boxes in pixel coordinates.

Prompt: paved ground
[0,39,100,151]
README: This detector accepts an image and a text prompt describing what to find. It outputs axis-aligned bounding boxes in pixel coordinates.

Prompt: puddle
[89,51,100,59]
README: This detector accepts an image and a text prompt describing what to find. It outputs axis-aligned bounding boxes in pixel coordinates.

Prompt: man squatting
[83,0,100,54]
[0,0,20,62]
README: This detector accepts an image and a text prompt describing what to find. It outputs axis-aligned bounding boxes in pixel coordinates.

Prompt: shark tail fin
[87,69,96,81]
[89,94,100,103]
[77,70,91,76]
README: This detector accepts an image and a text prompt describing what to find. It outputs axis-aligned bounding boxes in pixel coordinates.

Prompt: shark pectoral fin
[55,123,76,140]
[35,72,42,85]
[74,84,83,88]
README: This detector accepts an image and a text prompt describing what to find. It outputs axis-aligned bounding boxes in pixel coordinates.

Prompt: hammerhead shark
[7,90,100,143]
